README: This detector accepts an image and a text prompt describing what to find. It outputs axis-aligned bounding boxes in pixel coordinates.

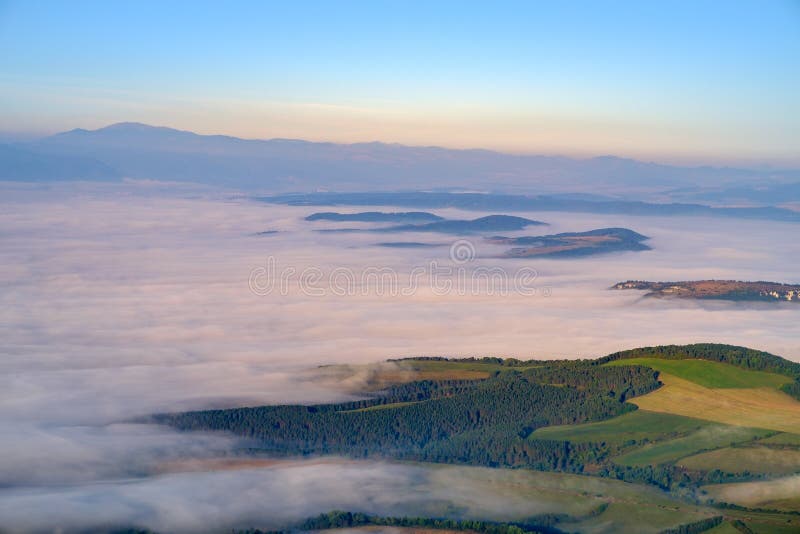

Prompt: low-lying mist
[1,181,798,532]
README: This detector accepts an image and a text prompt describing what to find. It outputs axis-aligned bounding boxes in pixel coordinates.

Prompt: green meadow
[614,425,774,467]
[605,357,791,388]
[529,409,710,444]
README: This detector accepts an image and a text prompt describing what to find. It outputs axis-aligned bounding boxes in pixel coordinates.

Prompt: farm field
[613,425,773,467]
[616,373,800,433]
[678,446,800,475]
[529,409,711,444]
[423,464,714,534]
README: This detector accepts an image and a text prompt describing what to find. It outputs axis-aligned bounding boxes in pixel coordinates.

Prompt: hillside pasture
[605,358,791,389]
[678,446,800,475]
[702,474,800,512]
[613,425,773,467]
[530,410,711,444]
[617,373,800,434]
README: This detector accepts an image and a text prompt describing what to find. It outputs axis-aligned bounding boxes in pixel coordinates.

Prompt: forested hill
[154,363,659,469]
[153,344,800,494]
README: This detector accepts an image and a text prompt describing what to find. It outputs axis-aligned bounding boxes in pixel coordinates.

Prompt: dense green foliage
[156,365,659,468]
[782,378,800,401]
[390,356,535,366]
[658,516,723,534]
[261,509,563,534]
[597,344,800,377]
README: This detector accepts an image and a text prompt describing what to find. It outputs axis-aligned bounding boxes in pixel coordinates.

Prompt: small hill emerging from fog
[306,211,444,223]
[380,214,545,234]
[488,227,649,258]
[613,280,800,302]
[313,214,546,234]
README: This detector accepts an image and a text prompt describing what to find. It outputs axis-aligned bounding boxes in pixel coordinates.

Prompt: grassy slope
[529,410,711,444]
[620,372,800,434]
[678,446,800,475]
[760,433,800,446]
[602,357,800,433]
[614,425,775,467]
[702,474,800,512]
[605,358,791,388]
[530,358,800,468]
[426,464,711,534]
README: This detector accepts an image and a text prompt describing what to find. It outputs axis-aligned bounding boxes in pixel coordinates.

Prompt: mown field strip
[625,373,800,434]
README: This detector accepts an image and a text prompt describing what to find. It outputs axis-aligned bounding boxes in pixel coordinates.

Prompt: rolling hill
[153,344,800,532]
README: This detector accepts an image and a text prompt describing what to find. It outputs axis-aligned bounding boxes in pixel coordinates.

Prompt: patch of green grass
[678,446,800,475]
[567,501,712,534]
[340,400,422,413]
[530,410,711,444]
[605,358,791,389]
[749,524,800,534]
[759,433,800,446]
[398,359,540,373]
[614,425,774,467]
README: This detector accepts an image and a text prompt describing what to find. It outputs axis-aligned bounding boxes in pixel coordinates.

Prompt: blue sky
[0,0,798,164]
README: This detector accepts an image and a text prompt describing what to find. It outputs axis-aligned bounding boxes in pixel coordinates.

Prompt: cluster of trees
[783,378,800,401]
[389,356,529,365]
[522,363,660,402]
[155,365,659,468]
[240,510,566,534]
[658,516,723,534]
[240,509,728,534]
[324,378,482,412]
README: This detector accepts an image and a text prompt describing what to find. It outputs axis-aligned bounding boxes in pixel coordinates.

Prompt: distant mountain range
[3,122,799,202]
[310,214,544,234]
[306,211,444,223]
[374,215,545,234]
[266,191,800,222]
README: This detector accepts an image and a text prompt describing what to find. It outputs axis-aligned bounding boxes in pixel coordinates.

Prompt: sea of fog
[1,182,798,532]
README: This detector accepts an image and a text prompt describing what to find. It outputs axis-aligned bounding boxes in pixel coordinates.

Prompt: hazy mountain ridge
[0,143,120,182]
[265,191,800,222]
[4,123,799,199]
[306,211,445,223]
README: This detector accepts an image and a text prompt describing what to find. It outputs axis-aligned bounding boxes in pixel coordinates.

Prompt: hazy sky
[0,1,799,164]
